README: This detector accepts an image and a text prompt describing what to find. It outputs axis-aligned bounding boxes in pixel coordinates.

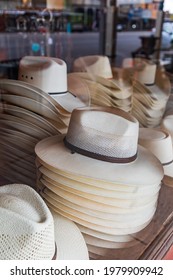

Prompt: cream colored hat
[138,127,173,187]
[18,56,87,112]
[72,55,113,79]
[35,107,163,186]
[161,115,173,140]
[0,184,89,260]
[134,59,157,85]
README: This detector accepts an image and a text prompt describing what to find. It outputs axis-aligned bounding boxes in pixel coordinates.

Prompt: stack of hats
[131,59,171,127]
[138,127,173,187]
[35,107,164,258]
[71,55,133,113]
[0,56,88,187]
[0,183,89,260]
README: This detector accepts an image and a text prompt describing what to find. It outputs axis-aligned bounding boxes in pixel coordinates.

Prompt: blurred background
[0,0,173,77]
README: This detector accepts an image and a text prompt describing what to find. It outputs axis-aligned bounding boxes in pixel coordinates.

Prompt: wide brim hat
[35,134,163,187]
[50,209,89,260]
[0,184,89,260]
[18,56,89,113]
[139,127,173,187]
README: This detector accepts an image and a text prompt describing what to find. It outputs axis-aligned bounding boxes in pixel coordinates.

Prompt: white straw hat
[35,107,163,186]
[135,60,157,85]
[34,107,163,252]
[18,56,87,112]
[139,127,173,187]
[72,55,113,79]
[0,184,89,260]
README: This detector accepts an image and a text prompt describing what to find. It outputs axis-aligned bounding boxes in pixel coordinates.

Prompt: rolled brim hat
[139,127,173,187]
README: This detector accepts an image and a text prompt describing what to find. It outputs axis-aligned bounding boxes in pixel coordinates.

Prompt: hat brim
[38,164,160,194]
[50,92,87,113]
[50,210,89,260]
[1,93,68,126]
[37,179,158,214]
[43,199,154,236]
[38,168,160,198]
[39,176,159,208]
[0,79,70,116]
[35,135,163,186]
[40,188,157,229]
[39,180,157,221]
[0,104,62,134]
[82,233,138,249]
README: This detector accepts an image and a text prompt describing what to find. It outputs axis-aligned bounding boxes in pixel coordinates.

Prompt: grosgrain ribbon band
[64,137,137,163]
[162,159,173,166]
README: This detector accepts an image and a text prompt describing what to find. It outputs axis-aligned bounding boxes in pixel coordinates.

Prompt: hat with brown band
[35,107,163,252]
[35,107,163,186]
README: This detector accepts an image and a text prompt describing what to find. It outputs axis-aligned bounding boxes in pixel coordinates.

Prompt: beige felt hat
[0,184,89,260]
[18,56,88,112]
[139,127,173,187]
[72,55,113,79]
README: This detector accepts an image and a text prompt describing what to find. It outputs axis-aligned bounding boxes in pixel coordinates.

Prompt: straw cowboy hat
[35,107,163,187]
[0,184,89,260]
[131,61,171,128]
[139,127,173,187]
[18,56,88,112]
[72,55,113,79]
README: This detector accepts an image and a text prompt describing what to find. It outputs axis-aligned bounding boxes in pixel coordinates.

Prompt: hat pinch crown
[64,107,139,163]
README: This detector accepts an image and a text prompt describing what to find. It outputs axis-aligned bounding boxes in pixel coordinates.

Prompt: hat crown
[0,184,55,260]
[136,60,156,85]
[139,128,173,164]
[73,55,113,79]
[65,107,139,163]
[18,56,67,93]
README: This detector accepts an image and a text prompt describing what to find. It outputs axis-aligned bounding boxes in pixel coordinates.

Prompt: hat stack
[0,56,88,187]
[35,107,164,258]
[0,183,89,260]
[138,127,173,187]
[131,60,171,127]
[71,55,133,113]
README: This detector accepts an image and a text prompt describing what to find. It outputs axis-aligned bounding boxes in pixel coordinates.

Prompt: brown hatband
[63,137,137,163]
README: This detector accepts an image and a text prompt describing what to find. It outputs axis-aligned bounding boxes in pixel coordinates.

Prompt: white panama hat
[0,184,89,260]
[35,107,163,187]
[72,55,113,79]
[18,56,88,112]
[139,127,173,187]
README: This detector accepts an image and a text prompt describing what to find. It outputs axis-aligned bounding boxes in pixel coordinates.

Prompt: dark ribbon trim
[162,159,173,166]
[145,83,155,86]
[49,91,68,95]
[49,91,76,97]
[64,137,137,163]
[52,243,57,260]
